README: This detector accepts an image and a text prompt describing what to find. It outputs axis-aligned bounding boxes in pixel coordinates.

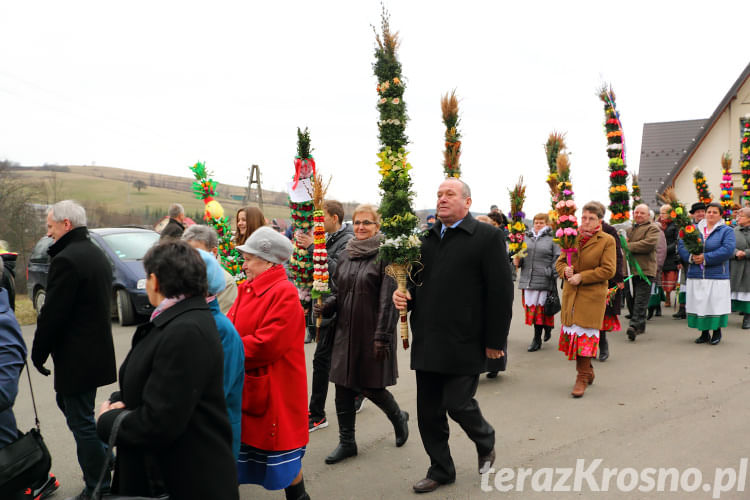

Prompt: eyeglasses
[353,220,376,226]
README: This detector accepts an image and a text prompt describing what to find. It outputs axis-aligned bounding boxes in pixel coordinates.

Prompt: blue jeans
[56,390,110,493]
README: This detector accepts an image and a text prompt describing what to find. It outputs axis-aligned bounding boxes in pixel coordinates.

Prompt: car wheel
[116,289,136,326]
[33,288,46,314]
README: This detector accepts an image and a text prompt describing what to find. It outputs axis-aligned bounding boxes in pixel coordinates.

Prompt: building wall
[673,80,750,206]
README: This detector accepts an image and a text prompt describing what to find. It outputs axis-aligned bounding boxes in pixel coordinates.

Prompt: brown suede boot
[586,356,595,385]
[571,357,588,397]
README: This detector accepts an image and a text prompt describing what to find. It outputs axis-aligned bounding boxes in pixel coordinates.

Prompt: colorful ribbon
[292,157,317,190]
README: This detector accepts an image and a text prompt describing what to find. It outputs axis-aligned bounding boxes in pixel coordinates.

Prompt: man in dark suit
[393,178,513,494]
[32,200,117,500]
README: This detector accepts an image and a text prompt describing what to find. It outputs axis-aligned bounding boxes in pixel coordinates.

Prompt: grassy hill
[12,165,297,222]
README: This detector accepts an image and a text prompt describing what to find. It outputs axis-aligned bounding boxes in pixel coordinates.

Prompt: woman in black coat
[315,204,407,466]
[96,241,238,500]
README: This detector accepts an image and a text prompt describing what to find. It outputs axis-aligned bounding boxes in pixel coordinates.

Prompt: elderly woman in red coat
[227,226,310,500]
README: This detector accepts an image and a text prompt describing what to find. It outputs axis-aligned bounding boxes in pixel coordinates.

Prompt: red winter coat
[227,265,308,452]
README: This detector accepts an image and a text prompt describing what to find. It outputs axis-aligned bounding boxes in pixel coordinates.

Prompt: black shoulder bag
[544,285,561,316]
[92,410,169,499]
[0,360,52,496]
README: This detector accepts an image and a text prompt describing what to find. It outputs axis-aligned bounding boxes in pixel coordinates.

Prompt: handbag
[92,410,169,499]
[0,360,52,497]
[543,286,561,316]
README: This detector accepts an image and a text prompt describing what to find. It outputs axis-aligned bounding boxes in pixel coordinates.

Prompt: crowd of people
[2,184,750,498]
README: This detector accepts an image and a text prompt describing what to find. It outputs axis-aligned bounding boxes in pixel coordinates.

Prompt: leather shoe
[478,448,496,474]
[413,478,445,493]
[626,327,636,341]
[742,314,750,329]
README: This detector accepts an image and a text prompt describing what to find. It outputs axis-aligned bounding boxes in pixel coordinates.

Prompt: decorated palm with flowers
[373,7,420,349]
[692,168,712,205]
[441,90,461,178]
[658,188,702,258]
[741,119,750,204]
[544,132,566,228]
[189,162,245,282]
[631,173,642,212]
[720,153,733,225]
[288,127,316,307]
[309,173,331,337]
[553,154,579,265]
[599,85,630,224]
[507,177,527,259]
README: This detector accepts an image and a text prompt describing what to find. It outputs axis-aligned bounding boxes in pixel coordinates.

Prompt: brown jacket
[555,230,616,330]
[626,221,660,278]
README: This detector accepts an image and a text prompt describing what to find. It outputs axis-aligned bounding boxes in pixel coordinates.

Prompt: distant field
[13,167,293,222]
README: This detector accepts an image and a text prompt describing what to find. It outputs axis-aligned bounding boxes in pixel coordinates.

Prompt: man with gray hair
[625,203,660,341]
[393,178,513,494]
[161,202,186,240]
[182,224,238,314]
[32,200,116,499]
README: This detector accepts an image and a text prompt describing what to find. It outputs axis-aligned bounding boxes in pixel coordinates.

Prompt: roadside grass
[14,295,36,325]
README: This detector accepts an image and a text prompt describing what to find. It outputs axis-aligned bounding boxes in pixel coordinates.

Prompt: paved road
[14,289,750,499]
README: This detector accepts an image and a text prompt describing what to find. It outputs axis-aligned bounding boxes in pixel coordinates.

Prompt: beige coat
[626,221,660,278]
[555,230,616,330]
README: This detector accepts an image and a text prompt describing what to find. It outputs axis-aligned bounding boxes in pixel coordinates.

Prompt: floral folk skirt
[558,324,599,360]
[522,290,555,326]
[601,314,621,332]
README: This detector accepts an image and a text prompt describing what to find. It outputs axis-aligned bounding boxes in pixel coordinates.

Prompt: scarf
[150,295,187,322]
[346,234,382,259]
[531,226,548,239]
[579,224,601,248]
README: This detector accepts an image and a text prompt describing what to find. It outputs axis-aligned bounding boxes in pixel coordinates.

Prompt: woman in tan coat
[555,202,616,398]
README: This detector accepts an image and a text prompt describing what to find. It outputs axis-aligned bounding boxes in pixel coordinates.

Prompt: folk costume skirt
[522,289,555,327]
[237,444,306,490]
[731,291,750,313]
[686,279,730,331]
[558,324,599,360]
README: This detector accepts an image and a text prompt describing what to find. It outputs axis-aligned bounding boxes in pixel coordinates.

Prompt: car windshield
[100,232,159,260]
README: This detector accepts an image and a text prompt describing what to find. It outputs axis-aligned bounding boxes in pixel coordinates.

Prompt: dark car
[26,227,160,326]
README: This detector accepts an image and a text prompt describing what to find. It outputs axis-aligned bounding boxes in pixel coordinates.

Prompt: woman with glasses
[314,204,408,464]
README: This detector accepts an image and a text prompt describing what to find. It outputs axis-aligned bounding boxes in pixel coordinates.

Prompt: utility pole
[245,164,264,211]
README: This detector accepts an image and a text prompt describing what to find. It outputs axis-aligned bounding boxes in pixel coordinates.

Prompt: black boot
[365,389,409,447]
[285,477,311,500]
[543,325,552,342]
[598,331,609,362]
[710,329,722,345]
[528,325,542,352]
[647,307,655,320]
[655,304,662,317]
[695,330,710,344]
[743,314,750,329]
[672,304,686,319]
[325,407,357,464]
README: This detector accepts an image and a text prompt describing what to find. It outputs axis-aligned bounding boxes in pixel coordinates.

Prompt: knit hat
[235,226,293,264]
[196,248,226,296]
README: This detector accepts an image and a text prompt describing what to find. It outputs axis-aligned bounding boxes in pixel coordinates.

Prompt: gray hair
[457,179,471,198]
[182,224,219,250]
[49,200,87,227]
[168,203,185,218]
[740,207,750,218]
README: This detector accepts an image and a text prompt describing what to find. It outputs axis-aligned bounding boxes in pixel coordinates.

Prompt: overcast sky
[2,1,748,217]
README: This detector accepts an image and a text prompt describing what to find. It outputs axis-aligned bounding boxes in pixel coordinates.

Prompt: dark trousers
[56,390,110,492]
[335,384,400,420]
[629,276,653,331]
[309,324,334,420]
[415,371,495,483]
